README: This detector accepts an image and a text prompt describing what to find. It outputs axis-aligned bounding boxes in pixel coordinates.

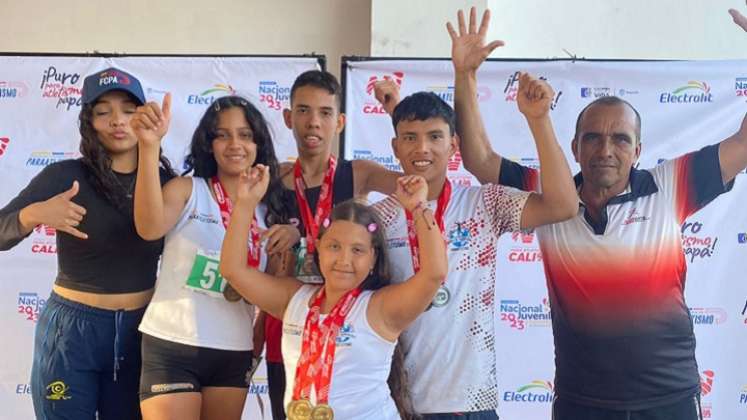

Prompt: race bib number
[185,249,227,298]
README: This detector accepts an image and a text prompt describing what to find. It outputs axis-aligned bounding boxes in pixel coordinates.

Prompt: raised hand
[24,181,88,239]
[517,72,555,121]
[131,93,172,147]
[262,224,301,254]
[729,1,747,32]
[237,164,270,205]
[446,7,505,74]
[394,175,428,212]
[373,80,401,115]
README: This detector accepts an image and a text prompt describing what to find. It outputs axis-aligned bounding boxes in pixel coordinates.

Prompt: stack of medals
[287,286,361,420]
[293,155,336,281]
[405,179,452,310]
[210,176,261,302]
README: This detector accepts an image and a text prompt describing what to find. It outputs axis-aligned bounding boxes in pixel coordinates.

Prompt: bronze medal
[310,403,334,420]
[287,399,313,420]
[223,284,242,302]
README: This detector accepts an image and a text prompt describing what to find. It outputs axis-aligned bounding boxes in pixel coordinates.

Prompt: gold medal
[287,399,313,420]
[310,403,334,420]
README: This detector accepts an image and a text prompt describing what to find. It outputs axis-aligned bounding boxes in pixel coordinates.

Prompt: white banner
[0,54,321,419]
[343,58,747,420]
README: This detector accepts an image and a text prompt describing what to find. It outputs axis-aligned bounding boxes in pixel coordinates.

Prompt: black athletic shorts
[139,333,254,401]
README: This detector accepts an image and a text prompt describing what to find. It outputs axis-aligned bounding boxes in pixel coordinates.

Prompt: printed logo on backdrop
[688,307,727,326]
[30,224,57,255]
[742,299,747,325]
[507,231,542,263]
[26,151,78,167]
[499,298,551,330]
[18,291,46,323]
[659,81,713,104]
[187,84,236,106]
[681,221,718,263]
[258,80,290,111]
[0,136,9,158]
[581,86,640,99]
[580,87,612,98]
[39,66,82,111]
[352,149,401,171]
[428,85,454,105]
[0,81,29,99]
[363,72,404,115]
[504,71,563,110]
[446,151,472,187]
[248,376,269,396]
[739,384,747,404]
[503,380,554,403]
[736,77,747,100]
[16,383,31,396]
[700,370,714,418]
[738,232,747,244]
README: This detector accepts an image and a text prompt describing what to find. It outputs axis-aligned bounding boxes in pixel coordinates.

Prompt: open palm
[447,7,505,73]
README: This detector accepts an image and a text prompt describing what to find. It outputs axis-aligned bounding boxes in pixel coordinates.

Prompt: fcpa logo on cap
[99,70,130,87]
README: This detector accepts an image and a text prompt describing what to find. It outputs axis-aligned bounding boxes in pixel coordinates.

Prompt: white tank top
[139,177,267,350]
[282,285,400,420]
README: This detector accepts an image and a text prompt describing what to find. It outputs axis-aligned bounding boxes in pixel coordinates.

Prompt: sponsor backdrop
[0,54,321,419]
[343,58,747,420]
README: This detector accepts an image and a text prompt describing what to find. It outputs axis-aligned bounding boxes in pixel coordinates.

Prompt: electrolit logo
[503,380,554,403]
[659,81,713,104]
[187,84,235,105]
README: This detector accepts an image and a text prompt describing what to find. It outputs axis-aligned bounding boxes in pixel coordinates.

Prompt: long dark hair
[182,95,290,225]
[78,97,176,214]
[315,200,417,419]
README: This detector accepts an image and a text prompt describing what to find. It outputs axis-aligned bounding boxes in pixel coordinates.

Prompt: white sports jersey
[373,183,530,414]
[139,177,267,350]
[282,285,400,420]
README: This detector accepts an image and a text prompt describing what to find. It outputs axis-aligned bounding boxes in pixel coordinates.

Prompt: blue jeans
[30,292,145,420]
[552,394,702,420]
[422,410,499,420]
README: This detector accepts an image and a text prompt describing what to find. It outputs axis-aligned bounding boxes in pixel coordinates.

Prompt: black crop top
[0,159,172,294]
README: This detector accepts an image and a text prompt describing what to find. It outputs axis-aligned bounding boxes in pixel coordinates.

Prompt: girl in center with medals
[130,95,298,420]
[220,166,447,420]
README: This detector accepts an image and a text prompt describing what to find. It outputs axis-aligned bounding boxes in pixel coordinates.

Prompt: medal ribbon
[404,179,451,272]
[292,286,361,404]
[211,176,260,268]
[293,155,337,254]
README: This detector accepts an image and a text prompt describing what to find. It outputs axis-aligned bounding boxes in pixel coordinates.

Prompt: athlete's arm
[353,159,402,197]
[1,164,87,250]
[717,112,747,184]
[450,7,505,185]
[131,94,190,240]
[514,73,577,229]
[220,165,302,320]
[368,176,448,341]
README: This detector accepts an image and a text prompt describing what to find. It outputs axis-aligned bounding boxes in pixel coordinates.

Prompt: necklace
[114,173,136,199]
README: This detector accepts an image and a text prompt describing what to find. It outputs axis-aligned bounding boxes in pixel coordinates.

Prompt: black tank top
[282,158,355,235]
